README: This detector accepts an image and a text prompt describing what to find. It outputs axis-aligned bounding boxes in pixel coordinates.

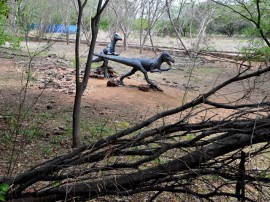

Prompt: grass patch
[191,66,224,75]
[90,124,112,138]
[116,120,130,130]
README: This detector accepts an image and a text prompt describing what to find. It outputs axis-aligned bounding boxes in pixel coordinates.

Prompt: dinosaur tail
[92,56,103,63]
[93,53,134,66]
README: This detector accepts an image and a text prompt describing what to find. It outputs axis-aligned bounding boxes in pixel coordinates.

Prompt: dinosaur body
[92,33,122,78]
[94,51,174,91]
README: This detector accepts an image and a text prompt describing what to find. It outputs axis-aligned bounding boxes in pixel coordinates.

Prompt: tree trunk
[165,0,190,56]
[72,0,110,148]
[65,0,71,45]
[140,30,148,54]
[123,31,129,50]
[149,31,156,55]
[72,85,83,147]
[38,19,43,42]
[72,0,84,148]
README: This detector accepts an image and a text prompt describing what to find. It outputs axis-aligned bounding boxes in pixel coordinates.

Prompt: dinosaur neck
[156,55,163,67]
[111,39,117,52]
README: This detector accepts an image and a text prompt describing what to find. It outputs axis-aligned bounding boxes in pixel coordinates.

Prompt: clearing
[0,38,269,178]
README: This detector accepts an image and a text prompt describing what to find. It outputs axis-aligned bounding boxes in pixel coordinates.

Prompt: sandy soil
[0,50,191,177]
[1,41,269,179]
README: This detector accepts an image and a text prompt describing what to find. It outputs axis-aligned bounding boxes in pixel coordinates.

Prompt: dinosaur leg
[93,57,104,75]
[103,60,111,78]
[142,71,163,91]
[120,68,137,86]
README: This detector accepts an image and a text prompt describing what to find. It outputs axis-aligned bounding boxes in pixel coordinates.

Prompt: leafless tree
[5,0,20,34]
[72,0,110,148]
[165,0,190,55]
[59,0,72,45]
[6,0,44,40]
[166,0,217,53]
[139,0,167,54]
[192,1,217,50]
[26,0,61,41]
[70,0,95,46]
[108,0,141,50]
[139,0,146,52]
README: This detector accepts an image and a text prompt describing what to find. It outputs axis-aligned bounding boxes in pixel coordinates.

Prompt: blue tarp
[46,24,77,33]
[29,23,39,30]
[30,23,77,34]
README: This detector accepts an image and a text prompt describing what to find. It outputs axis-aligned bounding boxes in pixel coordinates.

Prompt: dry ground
[1,39,270,201]
[0,47,192,177]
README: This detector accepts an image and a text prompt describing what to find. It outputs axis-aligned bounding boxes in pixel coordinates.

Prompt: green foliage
[261,24,270,38]
[241,26,270,61]
[257,46,270,58]
[133,18,148,31]
[90,124,112,138]
[0,0,9,46]
[43,144,53,156]
[24,123,44,142]
[116,121,130,130]
[155,19,173,37]
[3,111,17,129]
[1,110,49,143]
[229,0,269,38]
[0,1,22,49]
[70,11,78,25]
[7,35,22,50]
[0,183,9,202]
[209,9,249,37]
[51,13,63,24]
[246,46,270,62]
[186,134,194,141]
[99,18,109,31]
[52,182,60,188]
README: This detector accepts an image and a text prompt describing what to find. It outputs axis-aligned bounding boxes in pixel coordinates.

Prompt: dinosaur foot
[107,79,121,87]
[118,80,125,86]
[104,73,112,79]
[104,67,117,78]
[150,84,163,92]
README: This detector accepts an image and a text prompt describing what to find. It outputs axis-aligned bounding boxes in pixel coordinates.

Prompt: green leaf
[0,194,6,202]
[186,134,194,141]
[0,183,9,193]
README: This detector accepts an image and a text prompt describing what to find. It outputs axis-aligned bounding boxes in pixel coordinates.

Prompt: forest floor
[0,37,269,201]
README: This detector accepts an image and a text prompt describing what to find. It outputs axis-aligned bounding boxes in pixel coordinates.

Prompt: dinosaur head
[114,33,122,41]
[162,51,175,66]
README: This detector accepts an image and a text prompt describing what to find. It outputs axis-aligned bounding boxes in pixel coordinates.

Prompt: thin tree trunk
[123,33,128,50]
[122,30,130,51]
[65,0,71,45]
[165,0,190,56]
[149,32,156,55]
[38,19,43,42]
[72,0,84,148]
[139,0,145,54]
[72,88,83,147]
[140,30,148,54]
[72,0,110,148]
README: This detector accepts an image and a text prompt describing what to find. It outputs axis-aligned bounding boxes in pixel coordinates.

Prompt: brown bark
[72,0,110,148]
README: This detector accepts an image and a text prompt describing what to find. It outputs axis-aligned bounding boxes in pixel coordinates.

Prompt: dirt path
[0,58,189,126]
[0,57,192,176]
[1,47,269,179]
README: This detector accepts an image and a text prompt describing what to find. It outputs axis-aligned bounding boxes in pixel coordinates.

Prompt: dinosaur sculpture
[94,51,174,91]
[92,33,122,78]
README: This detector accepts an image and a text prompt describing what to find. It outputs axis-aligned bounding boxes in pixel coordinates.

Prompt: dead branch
[2,64,270,201]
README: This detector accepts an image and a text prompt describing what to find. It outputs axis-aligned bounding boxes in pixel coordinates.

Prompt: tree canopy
[0,0,9,46]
